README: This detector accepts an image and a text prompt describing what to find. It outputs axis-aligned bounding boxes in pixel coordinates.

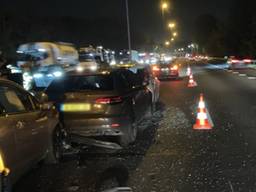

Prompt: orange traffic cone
[188,74,197,87]
[193,94,213,130]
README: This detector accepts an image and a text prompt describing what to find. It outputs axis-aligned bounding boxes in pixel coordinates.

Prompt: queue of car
[151,62,180,80]
[227,56,253,69]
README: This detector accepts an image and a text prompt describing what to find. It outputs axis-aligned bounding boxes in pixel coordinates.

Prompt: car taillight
[171,65,178,70]
[231,59,240,63]
[152,66,160,71]
[243,59,252,63]
[95,96,122,104]
[111,123,120,128]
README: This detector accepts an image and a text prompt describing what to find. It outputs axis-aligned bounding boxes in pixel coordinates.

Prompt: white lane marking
[248,77,256,80]
[228,181,234,192]
[233,71,239,74]
[239,74,247,77]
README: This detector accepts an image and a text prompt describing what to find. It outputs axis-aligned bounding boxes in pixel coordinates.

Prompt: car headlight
[33,73,44,78]
[76,66,84,72]
[52,71,63,77]
[90,65,97,71]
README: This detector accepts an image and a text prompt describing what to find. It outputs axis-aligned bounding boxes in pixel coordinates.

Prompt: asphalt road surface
[14,62,256,192]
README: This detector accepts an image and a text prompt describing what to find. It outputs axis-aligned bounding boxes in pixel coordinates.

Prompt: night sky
[0,0,232,48]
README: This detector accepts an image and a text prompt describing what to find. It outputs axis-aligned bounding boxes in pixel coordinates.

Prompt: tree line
[193,0,256,57]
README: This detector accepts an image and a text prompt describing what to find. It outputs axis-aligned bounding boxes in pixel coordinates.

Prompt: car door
[0,83,35,173]
[0,89,17,178]
[15,89,49,159]
[122,70,146,122]
[0,83,48,171]
[135,69,152,116]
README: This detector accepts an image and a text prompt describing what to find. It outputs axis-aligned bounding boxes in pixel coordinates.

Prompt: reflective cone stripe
[188,74,197,87]
[193,94,213,130]
[198,94,205,109]
[187,67,191,76]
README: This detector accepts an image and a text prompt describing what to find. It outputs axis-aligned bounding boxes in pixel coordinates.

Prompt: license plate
[61,103,91,112]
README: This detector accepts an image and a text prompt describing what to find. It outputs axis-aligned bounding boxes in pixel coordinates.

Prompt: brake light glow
[95,96,122,104]
[171,65,178,70]
[231,59,240,63]
[111,123,120,128]
[152,66,160,71]
[243,59,252,63]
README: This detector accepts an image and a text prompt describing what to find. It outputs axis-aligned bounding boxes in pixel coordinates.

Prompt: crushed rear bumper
[70,134,122,150]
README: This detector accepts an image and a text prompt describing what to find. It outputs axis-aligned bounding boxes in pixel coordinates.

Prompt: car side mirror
[35,91,49,103]
[40,102,53,111]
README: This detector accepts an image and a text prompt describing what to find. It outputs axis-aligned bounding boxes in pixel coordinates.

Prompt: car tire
[45,124,65,164]
[0,172,11,192]
[119,118,137,147]
[145,101,154,119]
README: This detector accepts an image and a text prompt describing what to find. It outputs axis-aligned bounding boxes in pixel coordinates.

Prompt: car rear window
[48,75,114,92]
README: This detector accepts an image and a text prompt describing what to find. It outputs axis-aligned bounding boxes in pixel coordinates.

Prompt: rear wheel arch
[45,123,66,164]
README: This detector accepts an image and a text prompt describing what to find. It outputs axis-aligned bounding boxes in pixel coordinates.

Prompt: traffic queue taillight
[95,96,123,104]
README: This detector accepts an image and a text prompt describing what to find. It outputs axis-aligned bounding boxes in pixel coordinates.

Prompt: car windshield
[48,75,114,92]
[16,51,48,62]
[79,53,95,62]
[2,1,256,192]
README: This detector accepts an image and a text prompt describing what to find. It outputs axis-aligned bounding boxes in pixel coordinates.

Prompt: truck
[77,46,116,72]
[15,42,79,90]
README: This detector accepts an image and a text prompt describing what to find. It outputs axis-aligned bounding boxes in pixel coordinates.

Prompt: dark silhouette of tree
[193,14,226,56]
[226,0,256,56]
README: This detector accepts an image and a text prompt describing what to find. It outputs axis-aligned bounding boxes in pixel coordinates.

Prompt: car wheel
[129,121,137,144]
[152,101,157,112]
[45,124,65,164]
[0,171,11,192]
[119,119,137,147]
[145,102,153,119]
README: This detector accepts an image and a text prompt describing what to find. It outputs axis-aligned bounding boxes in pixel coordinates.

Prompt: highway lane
[14,62,256,192]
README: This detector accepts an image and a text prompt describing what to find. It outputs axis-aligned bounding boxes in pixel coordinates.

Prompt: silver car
[0,78,62,191]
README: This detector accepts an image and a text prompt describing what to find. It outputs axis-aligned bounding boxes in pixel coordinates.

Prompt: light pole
[161,2,168,18]
[125,0,132,61]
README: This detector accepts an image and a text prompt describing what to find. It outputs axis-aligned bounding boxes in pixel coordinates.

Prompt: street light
[161,2,168,10]
[165,41,170,46]
[171,38,174,41]
[168,22,175,29]
[173,32,177,37]
[161,2,169,17]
